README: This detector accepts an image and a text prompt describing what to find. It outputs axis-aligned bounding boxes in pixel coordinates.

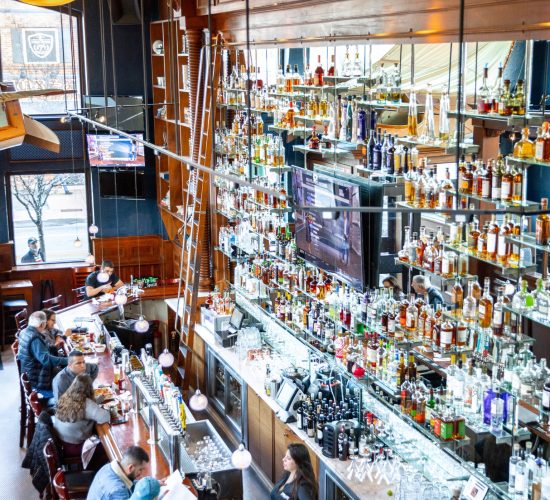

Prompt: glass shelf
[395,137,479,155]
[504,304,550,330]
[445,190,540,212]
[448,109,545,127]
[293,144,349,156]
[268,124,312,136]
[293,115,331,124]
[216,102,273,115]
[506,232,550,253]
[442,243,535,276]
[394,257,476,283]
[249,161,293,174]
[507,156,550,169]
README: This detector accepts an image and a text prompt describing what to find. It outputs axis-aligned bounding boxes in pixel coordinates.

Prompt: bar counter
[55,297,197,494]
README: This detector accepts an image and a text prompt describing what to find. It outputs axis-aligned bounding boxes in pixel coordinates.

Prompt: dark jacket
[427,286,444,307]
[22,409,56,495]
[18,326,68,391]
[21,249,45,264]
[271,472,317,500]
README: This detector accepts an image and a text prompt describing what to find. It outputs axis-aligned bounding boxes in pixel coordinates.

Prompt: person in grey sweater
[53,374,110,450]
[52,350,99,404]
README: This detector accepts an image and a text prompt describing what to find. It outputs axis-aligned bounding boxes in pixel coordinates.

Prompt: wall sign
[22,28,60,64]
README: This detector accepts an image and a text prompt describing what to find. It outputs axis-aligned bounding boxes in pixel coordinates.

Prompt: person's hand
[159,477,168,486]
[55,337,66,348]
[102,284,113,292]
[64,328,72,337]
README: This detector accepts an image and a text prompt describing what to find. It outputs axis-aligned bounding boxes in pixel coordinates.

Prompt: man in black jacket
[21,237,45,264]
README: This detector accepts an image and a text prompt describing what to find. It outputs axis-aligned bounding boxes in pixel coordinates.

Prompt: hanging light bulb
[134,316,149,333]
[158,349,175,368]
[97,271,110,283]
[94,111,107,124]
[114,293,127,306]
[20,0,75,6]
[88,224,99,235]
[85,253,96,265]
[231,444,252,470]
[189,389,208,411]
[73,236,82,248]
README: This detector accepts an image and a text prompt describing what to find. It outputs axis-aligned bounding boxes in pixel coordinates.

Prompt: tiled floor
[0,348,271,500]
[0,348,40,499]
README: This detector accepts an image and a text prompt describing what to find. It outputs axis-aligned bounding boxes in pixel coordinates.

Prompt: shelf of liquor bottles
[448,109,546,128]
[445,189,540,213]
[394,256,477,284]
[507,156,550,170]
[396,136,480,156]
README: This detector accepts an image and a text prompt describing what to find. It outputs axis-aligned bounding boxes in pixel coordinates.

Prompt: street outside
[11,181,91,264]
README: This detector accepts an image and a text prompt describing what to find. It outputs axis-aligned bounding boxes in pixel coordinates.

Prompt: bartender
[411,275,444,307]
[271,444,317,500]
[85,259,124,298]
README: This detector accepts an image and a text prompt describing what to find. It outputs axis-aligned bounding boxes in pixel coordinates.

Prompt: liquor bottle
[407,88,418,138]
[492,155,504,200]
[477,64,491,114]
[492,287,506,336]
[463,281,477,323]
[478,277,494,329]
[512,163,524,203]
[514,79,526,116]
[536,198,550,245]
[423,84,436,142]
[509,443,521,492]
[337,425,349,461]
[352,51,362,77]
[477,223,489,260]
[372,130,382,170]
[467,217,481,254]
[514,127,535,159]
[499,79,513,116]
[515,451,528,499]
[293,64,302,87]
[303,64,313,86]
[491,62,504,113]
[439,85,451,141]
[314,55,324,87]
[535,123,549,161]
[400,374,413,414]
[460,163,474,195]
[487,215,499,261]
[481,160,493,199]
[367,129,376,169]
[316,414,325,447]
[306,407,315,438]
[327,54,335,78]
[440,317,454,352]
[451,278,464,314]
[284,64,293,93]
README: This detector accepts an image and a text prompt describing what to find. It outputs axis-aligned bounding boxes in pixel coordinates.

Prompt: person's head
[411,275,430,295]
[56,374,94,422]
[100,260,115,275]
[120,446,150,481]
[382,275,402,293]
[28,311,47,332]
[27,237,39,252]
[283,443,318,498]
[67,350,87,375]
[42,309,56,329]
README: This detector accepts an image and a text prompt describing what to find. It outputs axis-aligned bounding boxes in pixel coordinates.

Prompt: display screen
[86,133,145,167]
[276,379,298,410]
[292,167,364,289]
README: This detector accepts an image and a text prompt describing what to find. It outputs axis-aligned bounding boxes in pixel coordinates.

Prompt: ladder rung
[179,343,189,357]
[185,304,192,315]
[182,324,189,336]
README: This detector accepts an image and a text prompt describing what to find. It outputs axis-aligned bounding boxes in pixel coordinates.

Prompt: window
[0,0,81,115]
[9,172,90,264]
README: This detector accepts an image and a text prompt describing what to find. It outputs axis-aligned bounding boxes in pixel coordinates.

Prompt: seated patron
[53,374,110,458]
[271,443,318,500]
[52,350,99,404]
[42,309,69,354]
[85,259,124,299]
[17,311,68,400]
[87,446,152,500]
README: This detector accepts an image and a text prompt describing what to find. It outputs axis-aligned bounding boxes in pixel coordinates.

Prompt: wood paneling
[0,242,14,273]
[92,235,174,282]
[247,387,274,481]
[205,0,550,45]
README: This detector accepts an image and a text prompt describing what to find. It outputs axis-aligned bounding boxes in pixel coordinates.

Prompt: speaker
[110,0,144,25]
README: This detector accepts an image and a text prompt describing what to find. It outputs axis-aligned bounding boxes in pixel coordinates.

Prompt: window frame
[0,4,86,118]
[5,166,93,266]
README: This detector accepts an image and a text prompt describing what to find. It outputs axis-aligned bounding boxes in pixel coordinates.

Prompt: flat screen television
[292,167,364,289]
[98,169,145,199]
[86,133,145,167]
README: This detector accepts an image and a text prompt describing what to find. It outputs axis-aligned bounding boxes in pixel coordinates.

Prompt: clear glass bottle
[439,85,451,142]
[477,64,491,114]
[478,277,494,329]
[407,88,418,138]
[463,280,477,323]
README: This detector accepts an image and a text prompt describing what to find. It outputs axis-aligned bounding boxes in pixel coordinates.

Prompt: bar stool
[45,440,95,500]
[71,287,87,304]
[1,298,29,350]
[15,308,28,331]
[21,373,44,447]
[11,340,28,448]
[52,469,92,500]
[42,294,65,311]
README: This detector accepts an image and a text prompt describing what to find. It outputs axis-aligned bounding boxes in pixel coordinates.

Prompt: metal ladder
[175,31,222,389]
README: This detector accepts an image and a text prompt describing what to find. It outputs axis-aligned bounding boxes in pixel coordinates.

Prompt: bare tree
[11,174,69,260]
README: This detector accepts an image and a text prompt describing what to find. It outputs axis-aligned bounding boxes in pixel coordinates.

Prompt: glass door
[208,351,227,413]
[225,370,243,437]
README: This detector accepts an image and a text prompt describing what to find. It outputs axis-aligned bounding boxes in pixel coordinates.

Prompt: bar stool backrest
[44,438,61,497]
[71,286,87,304]
[14,308,28,330]
[72,266,95,289]
[29,390,44,418]
[42,295,65,311]
[53,469,70,500]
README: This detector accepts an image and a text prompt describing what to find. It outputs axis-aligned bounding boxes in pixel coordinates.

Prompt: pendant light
[158,349,175,368]
[73,236,82,247]
[231,444,252,469]
[19,0,75,6]
[88,224,99,235]
[85,253,96,265]
[114,291,128,306]
[134,316,149,333]
[189,389,208,411]
[97,270,110,283]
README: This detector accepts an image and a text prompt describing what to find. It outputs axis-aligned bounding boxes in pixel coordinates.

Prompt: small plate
[152,40,164,55]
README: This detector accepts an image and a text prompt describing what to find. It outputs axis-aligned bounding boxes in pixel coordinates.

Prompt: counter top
[192,322,396,500]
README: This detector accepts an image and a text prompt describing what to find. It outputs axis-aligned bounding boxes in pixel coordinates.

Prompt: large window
[9,172,90,264]
[0,0,81,115]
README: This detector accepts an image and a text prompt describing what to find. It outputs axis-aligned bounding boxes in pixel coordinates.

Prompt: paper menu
[158,470,195,500]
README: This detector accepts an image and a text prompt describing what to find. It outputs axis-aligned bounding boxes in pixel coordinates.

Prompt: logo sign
[23,29,60,64]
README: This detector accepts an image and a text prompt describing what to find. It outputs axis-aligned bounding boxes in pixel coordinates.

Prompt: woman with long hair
[382,275,405,302]
[271,443,318,500]
[54,374,110,458]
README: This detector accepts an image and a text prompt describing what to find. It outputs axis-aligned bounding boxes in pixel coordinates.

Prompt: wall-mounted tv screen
[292,167,364,289]
[86,133,145,167]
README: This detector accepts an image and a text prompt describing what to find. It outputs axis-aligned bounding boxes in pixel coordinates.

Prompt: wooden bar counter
[55,297,196,494]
